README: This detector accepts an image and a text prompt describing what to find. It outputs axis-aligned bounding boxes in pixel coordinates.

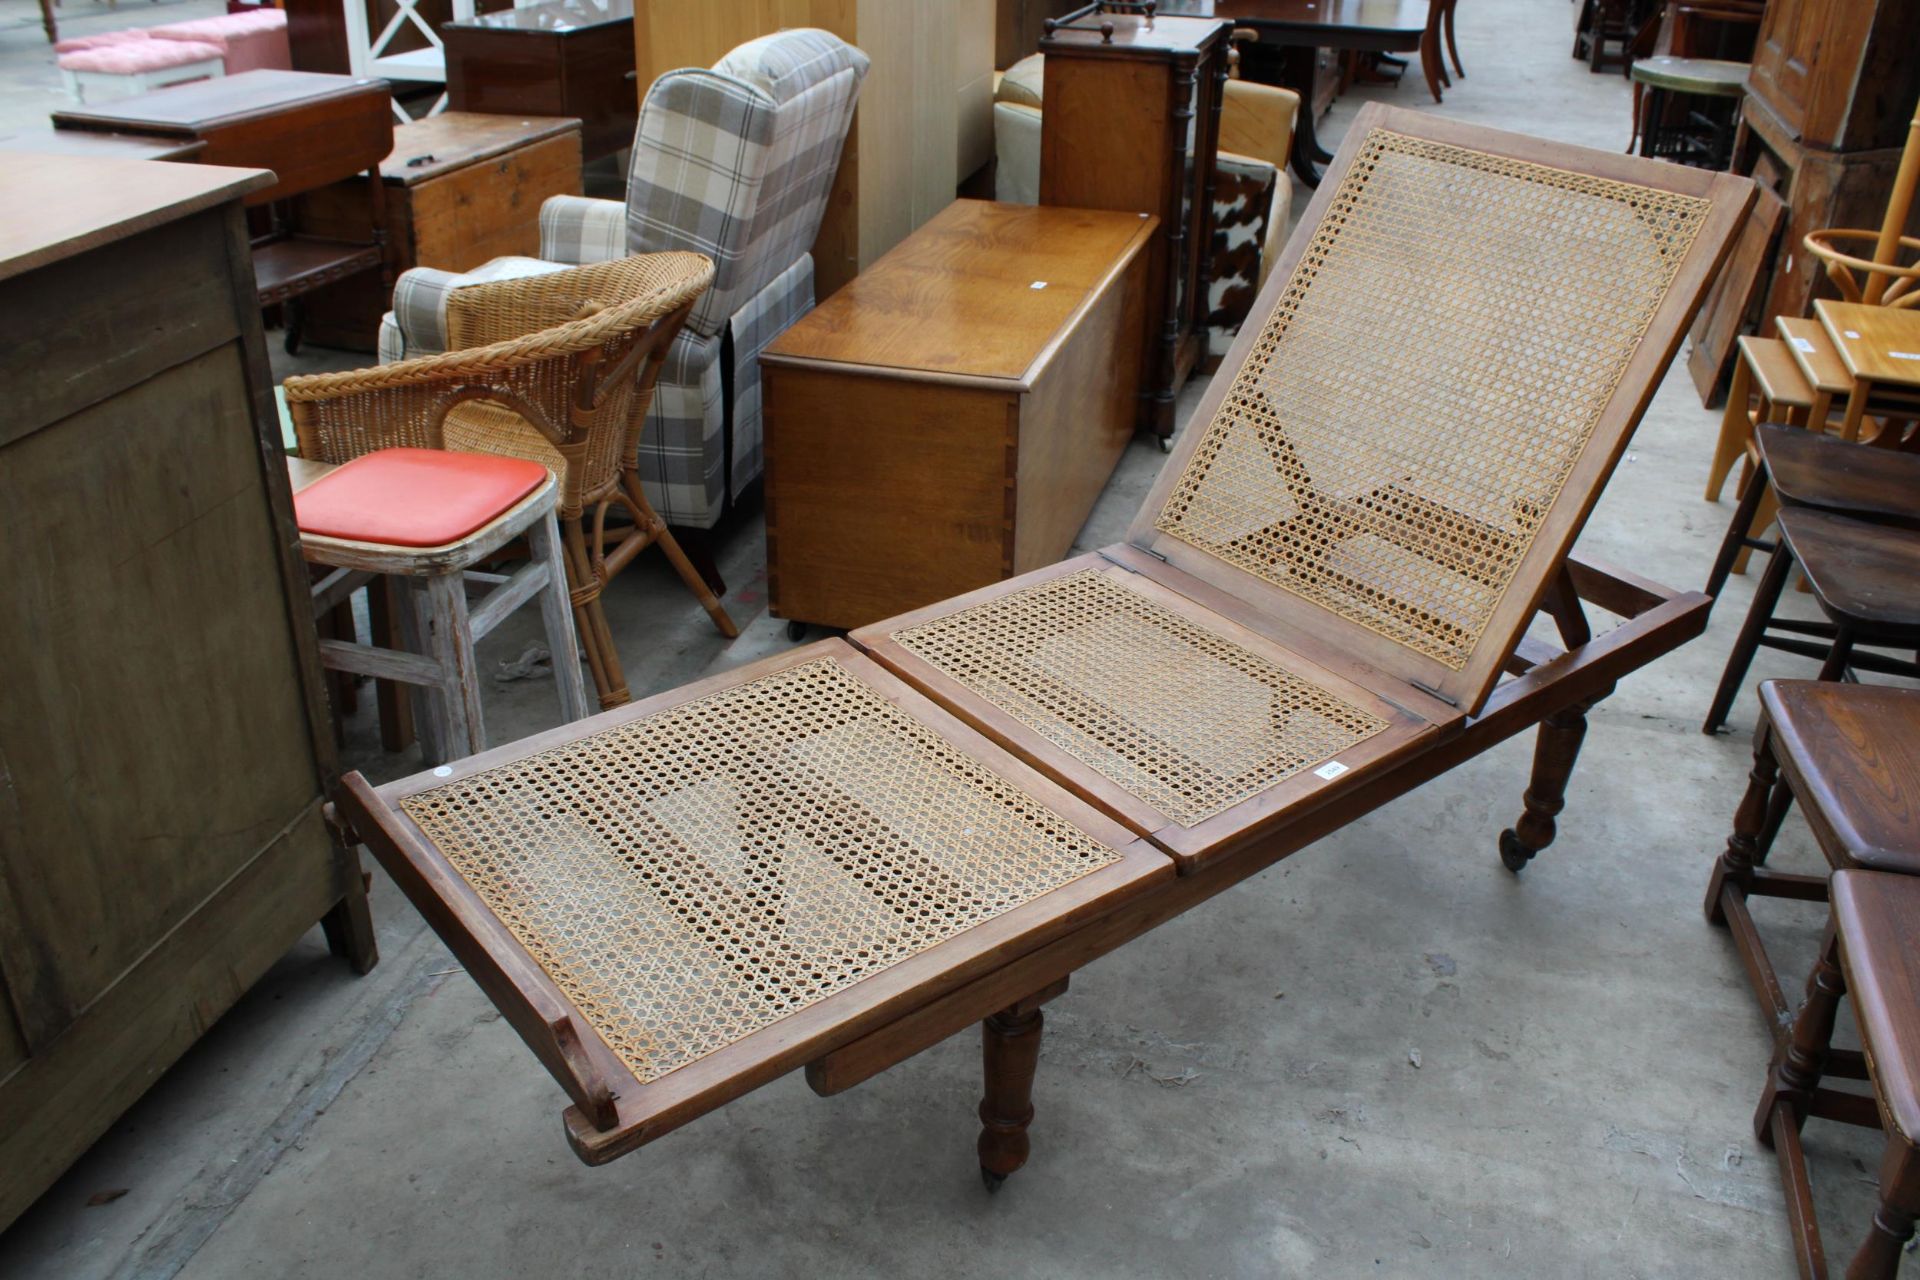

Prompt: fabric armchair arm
[539,195,628,266]
[385,266,479,360]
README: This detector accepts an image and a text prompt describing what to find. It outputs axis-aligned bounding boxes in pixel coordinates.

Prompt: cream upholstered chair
[379,28,870,551]
[991,53,1297,357]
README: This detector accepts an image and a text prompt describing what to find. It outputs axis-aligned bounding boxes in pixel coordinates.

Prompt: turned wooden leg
[978,997,1048,1192]
[1848,1143,1920,1280]
[1498,688,1608,872]
[1757,921,1844,1146]
[1705,717,1778,926]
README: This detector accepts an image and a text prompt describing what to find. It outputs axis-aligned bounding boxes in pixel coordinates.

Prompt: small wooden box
[297,112,584,351]
[762,199,1154,632]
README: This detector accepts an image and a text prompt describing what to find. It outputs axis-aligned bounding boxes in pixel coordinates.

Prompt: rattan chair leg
[529,510,591,725]
[620,474,738,639]
[562,516,630,710]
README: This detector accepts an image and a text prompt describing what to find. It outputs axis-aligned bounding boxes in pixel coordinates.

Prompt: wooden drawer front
[0,214,239,446]
[766,368,1014,631]
[0,343,323,1044]
[408,131,583,271]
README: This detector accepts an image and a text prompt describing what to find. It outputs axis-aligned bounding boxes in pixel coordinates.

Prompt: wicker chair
[284,253,727,712]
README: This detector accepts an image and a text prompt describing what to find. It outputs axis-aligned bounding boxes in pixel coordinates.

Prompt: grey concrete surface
[0,0,1905,1276]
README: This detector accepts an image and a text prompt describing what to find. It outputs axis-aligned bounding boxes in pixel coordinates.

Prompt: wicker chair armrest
[540,196,628,265]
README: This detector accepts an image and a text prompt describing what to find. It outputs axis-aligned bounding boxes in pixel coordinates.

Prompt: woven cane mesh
[285,254,710,518]
[891,571,1389,827]
[1154,129,1711,669]
[398,658,1121,1085]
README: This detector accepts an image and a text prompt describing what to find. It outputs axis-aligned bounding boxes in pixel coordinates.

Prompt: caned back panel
[1134,109,1746,712]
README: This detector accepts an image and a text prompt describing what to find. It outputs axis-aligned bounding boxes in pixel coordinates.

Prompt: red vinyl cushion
[294,448,549,548]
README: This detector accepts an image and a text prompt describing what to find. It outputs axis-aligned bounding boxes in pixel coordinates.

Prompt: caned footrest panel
[343,640,1171,1162]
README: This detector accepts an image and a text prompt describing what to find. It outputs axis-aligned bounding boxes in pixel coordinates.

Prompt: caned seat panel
[1142,124,1717,690]
[389,648,1164,1091]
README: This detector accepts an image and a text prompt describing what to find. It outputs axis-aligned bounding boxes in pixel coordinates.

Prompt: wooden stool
[1816,299,1920,446]
[1704,508,1920,734]
[1705,335,1816,503]
[1777,316,1850,430]
[1758,868,1920,1278]
[294,449,590,764]
[1629,56,1745,169]
[1706,424,1920,600]
[1706,680,1920,1031]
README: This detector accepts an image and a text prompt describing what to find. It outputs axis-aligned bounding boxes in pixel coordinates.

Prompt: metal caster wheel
[1497,828,1531,873]
[980,1167,1006,1194]
[1156,435,1171,454]
[786,620,808,643]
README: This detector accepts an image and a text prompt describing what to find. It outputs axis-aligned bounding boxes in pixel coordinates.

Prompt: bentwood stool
[293,448,590,765]
[1706,425,1920,601]
[1706,681,1920,1033]
[1758,869,1920,1278]
[1703,508,1920,734]
[1629,56,1745,169]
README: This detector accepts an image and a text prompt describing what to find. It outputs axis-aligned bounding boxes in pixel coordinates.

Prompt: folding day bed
[337,105,1755,1190]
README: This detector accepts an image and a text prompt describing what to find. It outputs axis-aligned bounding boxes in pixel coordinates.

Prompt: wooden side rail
[336,773,623,1132]
[804,559,1711,1096]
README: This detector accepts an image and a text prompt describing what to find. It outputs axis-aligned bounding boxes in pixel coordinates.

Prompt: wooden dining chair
[285,254,724,712]
[1759,867,1920,1278]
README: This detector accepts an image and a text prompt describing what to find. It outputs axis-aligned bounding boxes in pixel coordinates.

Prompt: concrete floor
[1,0,1906,1275]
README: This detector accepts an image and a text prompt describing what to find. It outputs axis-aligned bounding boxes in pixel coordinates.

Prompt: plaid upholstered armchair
[379,28,870,539]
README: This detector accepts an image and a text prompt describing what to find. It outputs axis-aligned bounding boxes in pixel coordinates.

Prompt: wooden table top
[52,70,388,135]
[1037,10,1230,54]
[447,0,631,34]
[1816,300,1920,388]
[763,200,1157,385]
[1161,0,1430,39]
[0,127,203,162]
[0,153,270,283]
[377,112,582,182]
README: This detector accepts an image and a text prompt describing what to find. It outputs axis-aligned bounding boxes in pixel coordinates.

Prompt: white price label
[1314,761,1350,781]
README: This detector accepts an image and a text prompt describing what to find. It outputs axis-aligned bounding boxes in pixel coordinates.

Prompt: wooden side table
[443,0,636,163]
[296,112,585,351]
[761,200,1156,633]
[52,71,395,341]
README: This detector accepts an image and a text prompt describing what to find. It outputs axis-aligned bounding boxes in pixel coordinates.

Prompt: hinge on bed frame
[1098,549,1142,572]
[1410,680,1459,708]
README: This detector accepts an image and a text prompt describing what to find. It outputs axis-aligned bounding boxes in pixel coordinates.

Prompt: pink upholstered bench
[58,37,225,105]
[152,10,290,75]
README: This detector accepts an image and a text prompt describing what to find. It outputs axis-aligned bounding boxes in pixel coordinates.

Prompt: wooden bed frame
[336,104,1754,1190]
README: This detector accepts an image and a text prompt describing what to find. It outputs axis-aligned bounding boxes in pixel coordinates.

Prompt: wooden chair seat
[1781,508,1920,634]
[1832,872,1920,1142]
[1743,336,1816,410]
[1762,681,1920,876]
[1763,425,1920,528]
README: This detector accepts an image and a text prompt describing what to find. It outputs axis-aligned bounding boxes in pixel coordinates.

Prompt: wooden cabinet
[631,0,995,299]
[762,200,1153,630]
[0,153,375,1230]
[298,112,585,351]
[445,0,636,162]
[1747,0,1918,153]
[1037,10,1230,441]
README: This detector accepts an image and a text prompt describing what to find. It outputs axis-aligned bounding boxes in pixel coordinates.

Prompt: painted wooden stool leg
[528,510,591,724]
[1498,687,1609,872]
[423,571,487,760]
[978,997,1048,1191]
[369,576,416,754]
[399,579,448,766]
[1705,717,1778,925]
[1848,1144,1920,1280]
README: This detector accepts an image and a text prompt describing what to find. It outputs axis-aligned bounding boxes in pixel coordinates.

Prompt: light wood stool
[1706,336,1816,580]
[293,451,589,764]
